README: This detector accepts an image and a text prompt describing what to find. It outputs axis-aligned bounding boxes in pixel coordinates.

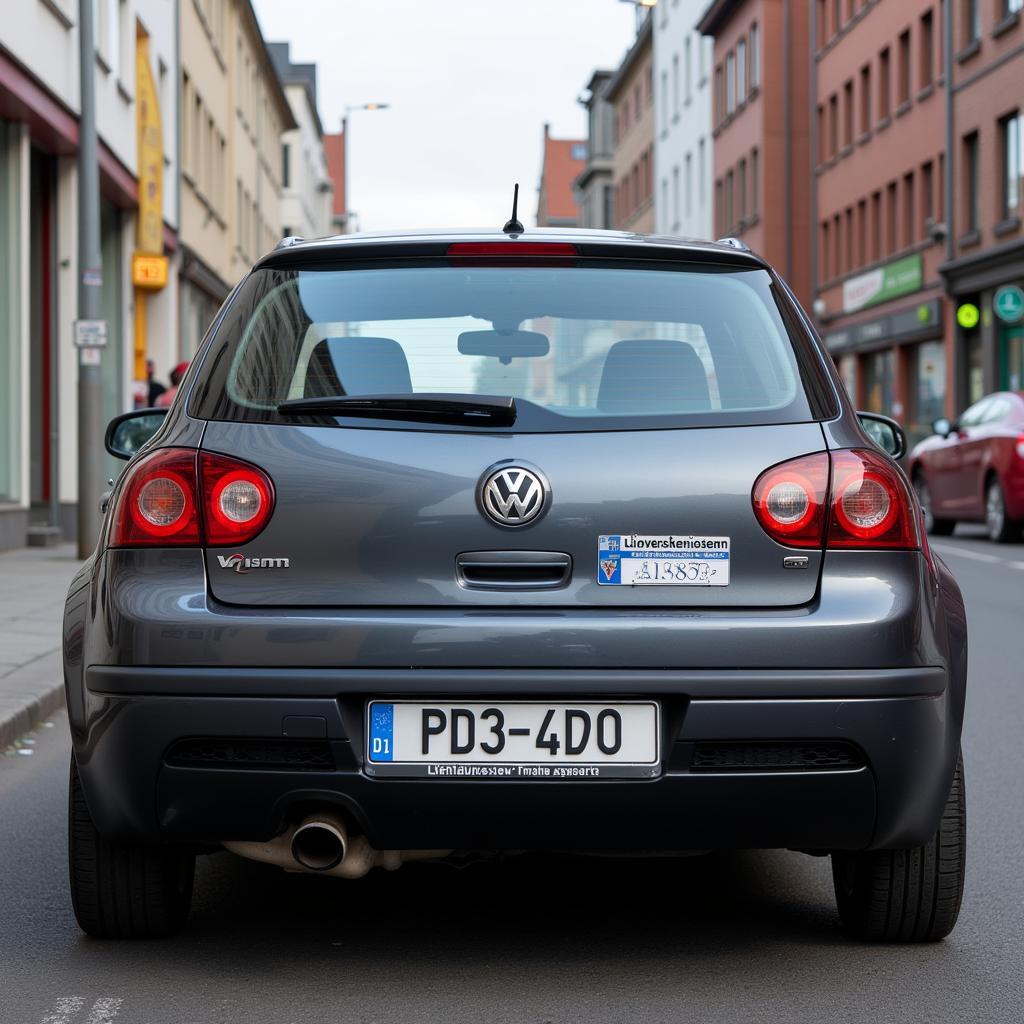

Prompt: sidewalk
[0,544,81,750]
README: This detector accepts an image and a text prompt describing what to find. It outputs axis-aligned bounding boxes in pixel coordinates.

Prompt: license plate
[366,701,660,779]
[598,534,730,585]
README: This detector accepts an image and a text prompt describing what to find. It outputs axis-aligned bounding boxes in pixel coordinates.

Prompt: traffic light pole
[77,0,105,557]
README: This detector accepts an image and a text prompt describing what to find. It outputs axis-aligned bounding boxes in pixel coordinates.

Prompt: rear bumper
[77,666,958,853]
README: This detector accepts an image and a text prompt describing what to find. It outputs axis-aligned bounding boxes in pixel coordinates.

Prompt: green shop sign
[842,254,923,314]
[994,285,1024,324]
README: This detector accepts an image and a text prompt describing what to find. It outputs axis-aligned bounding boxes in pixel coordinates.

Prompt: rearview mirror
[458,330,549,364]
[857,411,907,460]
[931,417,953,438]
[105,408,168,460]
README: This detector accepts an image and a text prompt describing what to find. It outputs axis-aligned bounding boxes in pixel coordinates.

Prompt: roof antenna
[502,183,524,236]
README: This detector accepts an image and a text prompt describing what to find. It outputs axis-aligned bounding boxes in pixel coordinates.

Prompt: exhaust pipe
[291,815,347,871]
[224,811,451,879]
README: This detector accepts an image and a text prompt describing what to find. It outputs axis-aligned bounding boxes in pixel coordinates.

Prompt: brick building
[698,0,811,305]
[606,13,656,233]
[940,0,1024,407]
[811,0,950,446]
[536,124,586,228]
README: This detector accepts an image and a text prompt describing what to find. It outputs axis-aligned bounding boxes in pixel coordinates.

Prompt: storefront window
[965,330,984,405]
[0,121,22,504]
[908,340,946,446]
[838,354,858,403]
[863,348,895,416]
[1003,324,1024,392]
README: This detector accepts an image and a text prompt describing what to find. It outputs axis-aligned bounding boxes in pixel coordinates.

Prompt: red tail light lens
[828,449,919,548]
[200,452,275,545]
[108,448,274,547]
[109,448,201,546]
[752,448,919,550]
[752,453,829,548]
[447,241,579,266]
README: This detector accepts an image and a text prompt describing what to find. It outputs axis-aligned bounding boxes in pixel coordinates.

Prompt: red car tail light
[109,448,201,546]
[1016,435,1024,460]
[200,452,275,545]
[108,449,275,547]
[753,449,919,550]
[752,453,830,548]
[828,448,919,549]
[447,241,579,266]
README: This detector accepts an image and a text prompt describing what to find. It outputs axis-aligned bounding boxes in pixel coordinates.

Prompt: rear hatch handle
[456,551,572,591]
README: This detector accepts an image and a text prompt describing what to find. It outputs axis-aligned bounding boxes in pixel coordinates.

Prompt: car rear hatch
[193,243,834,608]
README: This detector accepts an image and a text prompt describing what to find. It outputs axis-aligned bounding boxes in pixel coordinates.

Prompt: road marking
[39,998,85,1024]
[931,544,1024,570]
[85,999,122,1024]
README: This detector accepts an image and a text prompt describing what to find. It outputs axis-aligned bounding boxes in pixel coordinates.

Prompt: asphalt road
[2,528,1023,1024]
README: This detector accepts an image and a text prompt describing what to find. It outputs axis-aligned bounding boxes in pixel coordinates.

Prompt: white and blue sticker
[369,703,394,761]
[598,535,730,586]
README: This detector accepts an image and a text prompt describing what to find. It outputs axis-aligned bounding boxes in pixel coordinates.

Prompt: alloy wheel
[986,482,1006,541]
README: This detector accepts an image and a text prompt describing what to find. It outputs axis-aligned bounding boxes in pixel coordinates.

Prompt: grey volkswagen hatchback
[64,229,967,941]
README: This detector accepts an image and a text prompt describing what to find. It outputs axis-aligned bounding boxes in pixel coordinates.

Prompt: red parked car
[909,391,1024,542]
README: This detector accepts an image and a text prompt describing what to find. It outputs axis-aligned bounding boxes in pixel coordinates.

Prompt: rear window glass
[190,263,818,431]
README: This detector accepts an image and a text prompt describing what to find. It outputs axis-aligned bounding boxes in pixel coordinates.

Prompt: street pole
[77,0,105,557]
[341,114,349,232]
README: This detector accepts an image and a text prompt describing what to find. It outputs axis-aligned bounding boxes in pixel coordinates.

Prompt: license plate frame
[365,700,661,780]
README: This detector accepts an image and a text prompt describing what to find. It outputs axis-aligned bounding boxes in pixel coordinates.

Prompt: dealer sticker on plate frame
[597,535,730,586]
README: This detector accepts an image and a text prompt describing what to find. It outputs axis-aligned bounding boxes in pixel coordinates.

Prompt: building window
[964,0,981,45]
[1004,0,1024,15]
[672,165,680,228]
[715,179,723,234]
[660,71,669,131]
[672,54,679,117]
[685,36,693,101]
[903,171,916,246]
[833,212,842,274]
[845,206,854,270]
[725,169,734,231]
[909,341,946,446]
[714,66,723,122]
[887,181,899,252]
[879,47,891,120]
[922,160,935,234]
[832,0,842,35]
[699,138,706,204]
[920,10,934,88]
[685,152,693,217]
[725,52,736,114]
[829,94,839,156]
[817,104,827,163]
[857,199,867,267]
[751,147,759,216]
[871,190,882,261]
[1001,112,1023,220]
[736,38,747,101]
[750,23,760,88]
[843,79,854,147]
[821,220,831,279]
[859,64,872,135]
[963,131,980,233]
[816,0,827,48]
[281,143,290,189]
[897,30,911,106]
[738,158,748,222]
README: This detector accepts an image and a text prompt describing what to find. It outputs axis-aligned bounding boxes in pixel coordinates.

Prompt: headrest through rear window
[597,339,711,414]
[304,337,413,398]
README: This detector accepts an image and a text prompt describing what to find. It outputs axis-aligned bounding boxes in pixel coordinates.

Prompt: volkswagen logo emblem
[478,463,550,527]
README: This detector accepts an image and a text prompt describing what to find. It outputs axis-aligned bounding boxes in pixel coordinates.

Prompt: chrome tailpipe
[224,812,451,880]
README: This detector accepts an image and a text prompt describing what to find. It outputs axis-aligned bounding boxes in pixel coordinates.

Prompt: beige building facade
[179,0,294,358]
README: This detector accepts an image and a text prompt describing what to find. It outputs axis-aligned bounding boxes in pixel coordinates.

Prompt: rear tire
[831,752,965,942]
[985,478,1021,543]
[69,754,195,938]
[914,474,955,536]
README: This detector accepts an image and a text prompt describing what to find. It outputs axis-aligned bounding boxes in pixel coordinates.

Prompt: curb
[0,683,66,752]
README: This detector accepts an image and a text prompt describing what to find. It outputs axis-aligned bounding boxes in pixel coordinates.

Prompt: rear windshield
[190,262,822,431]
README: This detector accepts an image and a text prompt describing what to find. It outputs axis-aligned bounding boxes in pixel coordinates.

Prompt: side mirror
[104,408,168,460]
[931,417,953,438]
[857,411,907,460]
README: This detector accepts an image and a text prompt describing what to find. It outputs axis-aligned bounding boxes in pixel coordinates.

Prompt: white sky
[252,0,640,232]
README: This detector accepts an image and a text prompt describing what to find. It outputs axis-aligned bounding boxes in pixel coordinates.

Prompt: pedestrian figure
[156,361,189,408]
[146,359,167,407]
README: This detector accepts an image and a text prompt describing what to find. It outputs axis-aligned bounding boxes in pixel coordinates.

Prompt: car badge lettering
[216,553,290,573]
[480,466,548,527]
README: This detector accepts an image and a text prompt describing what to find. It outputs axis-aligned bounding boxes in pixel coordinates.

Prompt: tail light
[109,448,274,547]
[752,453,829,548]
[447,241,579,266]
[753,449,919,550]
[1016,435,1024,460]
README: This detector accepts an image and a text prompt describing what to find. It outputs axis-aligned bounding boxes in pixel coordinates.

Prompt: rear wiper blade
[276,393,517,426]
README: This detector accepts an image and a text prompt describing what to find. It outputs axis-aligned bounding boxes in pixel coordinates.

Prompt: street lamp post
[342,102,390,233]
[618,0,657,32]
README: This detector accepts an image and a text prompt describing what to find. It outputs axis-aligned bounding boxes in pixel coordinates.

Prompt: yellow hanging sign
[135,33,164,259]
